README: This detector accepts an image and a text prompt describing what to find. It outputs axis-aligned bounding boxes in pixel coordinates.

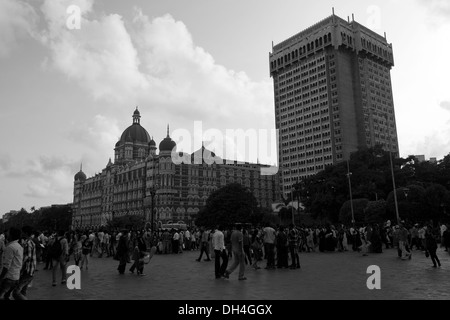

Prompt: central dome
[117,107,151,144]
[119,124,151,143]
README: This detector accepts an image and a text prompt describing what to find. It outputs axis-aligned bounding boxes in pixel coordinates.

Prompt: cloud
[440,101,450,112]
[417,0,450,15]
[0,154,79,199]
[0,0,39,57]
[415,0,450,26]
[33,3,275,163]
[406,118,450,160]
[38,0,148,103]
[0,154,11,172]
[67,114,121,154]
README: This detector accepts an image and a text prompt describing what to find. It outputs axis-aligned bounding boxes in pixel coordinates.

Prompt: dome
[159,137,176,152]
[116,108,150,145]
[119,124,151,144]
[159,124,176,152]
[149,138,156,147]
[74,170,86,181]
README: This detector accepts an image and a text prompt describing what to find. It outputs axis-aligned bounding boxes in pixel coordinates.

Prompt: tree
[364,200,387,224]
[386,185,425,223]
[423,184,449,222]
[339,199,369,225]
[195,183,261,227]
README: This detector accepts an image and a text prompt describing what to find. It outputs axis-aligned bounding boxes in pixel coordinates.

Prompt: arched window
[324,35,327,44]
[328,33,331,43]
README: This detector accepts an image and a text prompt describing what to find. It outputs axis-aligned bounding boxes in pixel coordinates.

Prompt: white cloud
[0,0,39,57]
[0,154,78,199]
[66,114,121,171]
[440,101,450,112]
[35,4,276,163]
[38,0,148,103]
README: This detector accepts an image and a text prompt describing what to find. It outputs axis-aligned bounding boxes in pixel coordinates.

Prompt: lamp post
[150,188,156,235]
[346,159,355,226]
[383,113,401,224]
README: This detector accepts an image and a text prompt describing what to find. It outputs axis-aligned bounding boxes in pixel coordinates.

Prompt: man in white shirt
[0,227,23,299]
[172,230,180,254]
[212,225,228,279]
[184,230,191,251]
[262,224,276,269]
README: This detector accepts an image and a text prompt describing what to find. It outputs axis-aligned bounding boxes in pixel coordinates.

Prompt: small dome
[74,170,86,181]
[149,138,156,147]
[159,137,176,152]
[133,108,140,116]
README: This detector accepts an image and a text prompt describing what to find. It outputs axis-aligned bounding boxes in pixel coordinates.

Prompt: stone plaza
[27,247,450,300]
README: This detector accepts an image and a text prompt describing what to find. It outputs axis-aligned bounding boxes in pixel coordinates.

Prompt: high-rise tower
[270,13,399,197]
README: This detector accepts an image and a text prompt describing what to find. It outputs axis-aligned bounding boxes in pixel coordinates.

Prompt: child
[251,235,263,270]
[80,235,91,270]
[130,237,147,276]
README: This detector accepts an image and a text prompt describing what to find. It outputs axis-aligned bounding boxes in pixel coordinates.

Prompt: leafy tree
[364,200,387,224]
[386,185,425,223]
[195,183,261,228]
[339,199,369,225]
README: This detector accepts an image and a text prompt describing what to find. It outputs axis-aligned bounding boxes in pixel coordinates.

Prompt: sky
[0,0,450,216]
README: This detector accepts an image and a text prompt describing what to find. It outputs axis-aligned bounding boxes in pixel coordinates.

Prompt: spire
[80,162,83,172]
[133,106,141,124]
[167,124,170,138]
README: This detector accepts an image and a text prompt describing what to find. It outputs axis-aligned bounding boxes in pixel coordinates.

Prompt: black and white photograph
[0,0,450,307]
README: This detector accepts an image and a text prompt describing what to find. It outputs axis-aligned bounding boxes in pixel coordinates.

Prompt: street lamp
[346,159,355,226]
[383,113,401,224]
[150,188,156,235]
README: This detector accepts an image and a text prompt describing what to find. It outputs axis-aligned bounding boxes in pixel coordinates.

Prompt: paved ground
[26,247,450,300]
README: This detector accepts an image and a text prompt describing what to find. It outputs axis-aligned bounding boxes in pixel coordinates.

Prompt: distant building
[72,109,280,229]
[412,155,426,163]
[411,155,437,163]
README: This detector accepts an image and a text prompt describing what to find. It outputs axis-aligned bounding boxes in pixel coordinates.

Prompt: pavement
[26,247,450,300]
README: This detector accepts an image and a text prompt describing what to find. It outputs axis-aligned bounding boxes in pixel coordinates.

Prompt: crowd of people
[0,220,449,299]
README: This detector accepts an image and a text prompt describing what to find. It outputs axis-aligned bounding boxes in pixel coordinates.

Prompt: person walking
[49,230,69,286]
[116,230,130,275]
[80,235,91,270]
[0,228,23,300]
[262,224,276,270]
[276,226,289,269]
[223,224,246,280]
[212,225,228,279]
[243,228,252,266]
[129,235,147,276]
[251,231,263,270]
[398,223,412,260]
[196,228,211,262]
[12,226,37,300]
[425,227,441,268]
[288,224,300,269]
